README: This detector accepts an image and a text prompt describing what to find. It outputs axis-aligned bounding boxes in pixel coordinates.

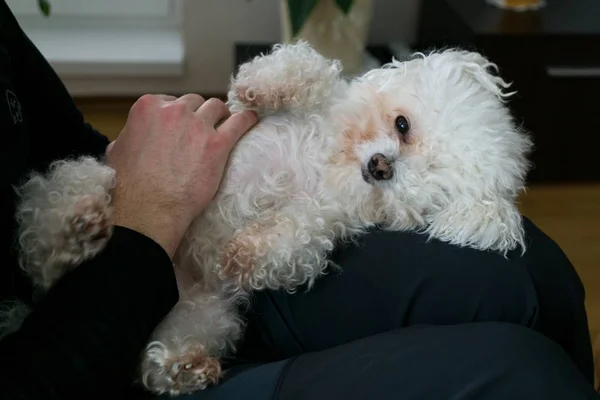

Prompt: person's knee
[476,322,570,368]
[465,323,593,396]
[280,324,598,400]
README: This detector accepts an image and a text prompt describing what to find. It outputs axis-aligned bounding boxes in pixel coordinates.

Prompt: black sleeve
[0,1,110,172]
[0,226,179,400]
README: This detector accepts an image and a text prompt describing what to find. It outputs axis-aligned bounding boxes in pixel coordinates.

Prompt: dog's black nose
[368,154,393,181]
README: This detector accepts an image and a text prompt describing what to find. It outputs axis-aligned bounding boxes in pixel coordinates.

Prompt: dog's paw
[218,220,292,291]
[231,82,274,111]
[62,196,112,263]
[143,345,222,396]
[230,74,301,112]
[168,351,221,394]
[27,195,113,290]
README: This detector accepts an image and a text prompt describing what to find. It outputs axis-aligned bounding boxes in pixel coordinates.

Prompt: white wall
[64,0,421,96]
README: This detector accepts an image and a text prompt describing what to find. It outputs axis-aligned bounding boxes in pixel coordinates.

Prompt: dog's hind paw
[142,345,222,396]
[168,353,221,395]
[218,237,259,290]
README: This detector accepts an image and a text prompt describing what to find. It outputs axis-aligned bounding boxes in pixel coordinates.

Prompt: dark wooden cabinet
[416,0,600,183]
[235,2,600,183]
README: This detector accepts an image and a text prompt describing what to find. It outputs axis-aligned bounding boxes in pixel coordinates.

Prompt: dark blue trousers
[176,323,596,400]
[163,217,598,399]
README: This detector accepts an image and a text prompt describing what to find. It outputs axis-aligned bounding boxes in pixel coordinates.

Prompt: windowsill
[24,25,185,78]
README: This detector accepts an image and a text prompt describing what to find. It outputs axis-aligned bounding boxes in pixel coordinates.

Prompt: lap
[173,323,598,400]
[236,217,594,383]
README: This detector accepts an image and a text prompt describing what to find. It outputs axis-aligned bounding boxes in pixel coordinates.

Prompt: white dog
[12,42,532,395]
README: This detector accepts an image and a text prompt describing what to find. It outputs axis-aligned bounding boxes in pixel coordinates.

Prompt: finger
[174,93,206,111]
[196,98,231,126]
[131,94,177,111]
[216,110,258,146]
[153,94,178,103]
[104,141,116,164]
[105,141,115,155]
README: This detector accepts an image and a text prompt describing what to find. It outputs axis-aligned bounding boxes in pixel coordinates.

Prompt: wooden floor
[77,97,600,358]
[518,185,600,329]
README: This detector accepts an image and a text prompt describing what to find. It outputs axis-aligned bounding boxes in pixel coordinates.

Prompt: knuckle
[205,97,223,108]
[208,137,227,152]
[163,101,187,116]
[210,97,229,111]
[130,94,159,115]
[136,94,157,107]
[130,96,145,112]
[205,134,219,147]
[186,93,205,103]
[206,97,221,104]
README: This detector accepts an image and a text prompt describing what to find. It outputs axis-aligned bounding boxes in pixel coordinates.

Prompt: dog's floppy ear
[414,48,529,256]
[423,188,526,256]
[429,49,516,101]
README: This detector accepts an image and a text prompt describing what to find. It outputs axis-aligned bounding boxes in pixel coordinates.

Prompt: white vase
[485,0,546,11]
[280,0,373,77]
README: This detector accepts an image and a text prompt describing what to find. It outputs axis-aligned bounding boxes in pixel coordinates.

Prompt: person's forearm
[0,226,179,400]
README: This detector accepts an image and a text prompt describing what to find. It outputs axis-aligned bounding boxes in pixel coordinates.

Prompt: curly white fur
[10,42,532,395]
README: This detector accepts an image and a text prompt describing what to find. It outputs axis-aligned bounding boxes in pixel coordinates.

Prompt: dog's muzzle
[364,153,394,182]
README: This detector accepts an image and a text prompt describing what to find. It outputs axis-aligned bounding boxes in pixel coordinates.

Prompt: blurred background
[7,0,600,378]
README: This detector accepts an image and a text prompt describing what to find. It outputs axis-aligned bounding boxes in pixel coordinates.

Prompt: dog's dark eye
[395,116,410,135]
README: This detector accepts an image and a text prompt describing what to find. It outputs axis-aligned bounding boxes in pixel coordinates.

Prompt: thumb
[106,140,116,155]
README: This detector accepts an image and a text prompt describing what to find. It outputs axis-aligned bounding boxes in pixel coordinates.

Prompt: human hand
[106,94,257,257]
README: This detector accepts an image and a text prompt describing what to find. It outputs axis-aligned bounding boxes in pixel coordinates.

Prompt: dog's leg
[139,282,243,396]
[228,41,344,114]
[15,157,115,290]
[219,206,340,293]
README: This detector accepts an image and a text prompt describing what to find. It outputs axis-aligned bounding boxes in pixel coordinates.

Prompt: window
[5,0,185,79]
[6,0,173,18]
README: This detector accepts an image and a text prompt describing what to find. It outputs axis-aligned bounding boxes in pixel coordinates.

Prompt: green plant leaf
[38,0,51,17]
[334,0,354,14]
[287,0,318,37]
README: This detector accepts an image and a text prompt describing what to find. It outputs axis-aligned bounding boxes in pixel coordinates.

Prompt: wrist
[111,205,191,258]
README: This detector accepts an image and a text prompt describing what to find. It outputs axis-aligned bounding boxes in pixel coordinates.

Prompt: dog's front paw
[230,71,304,112]
[16,157,115,289]
[231,82,277,111]
[62,195,112,264]
[142,345,222,396]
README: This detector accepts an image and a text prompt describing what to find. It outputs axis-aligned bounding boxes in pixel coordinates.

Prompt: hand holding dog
[106,94,258,257]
